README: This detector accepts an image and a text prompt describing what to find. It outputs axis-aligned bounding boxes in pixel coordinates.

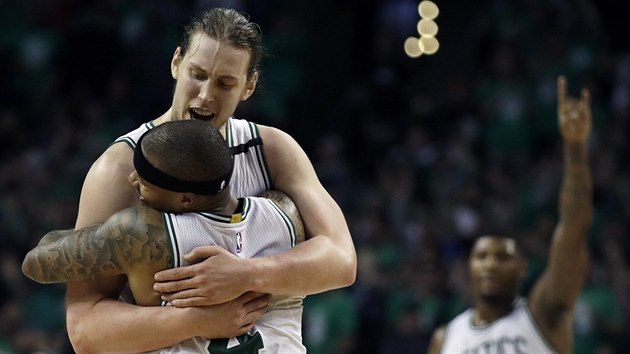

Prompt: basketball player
[428,76,593,354]
[65,8,356,353]
[23,120,307,353]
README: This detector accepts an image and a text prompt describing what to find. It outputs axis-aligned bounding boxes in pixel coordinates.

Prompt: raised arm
[528,76,593,350]
[154,126,356,306]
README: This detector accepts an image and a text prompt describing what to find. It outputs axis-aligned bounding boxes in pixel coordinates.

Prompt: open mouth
[189,109,215,121]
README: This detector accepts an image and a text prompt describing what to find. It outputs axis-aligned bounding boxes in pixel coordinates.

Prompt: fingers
[168,296,208,307]
[160,283,202,307]
[240,293,270,322]
[184,245,226,263]
[581,88,591,111]
[239,291,269,303]
[557,75,567,106]
[154,265,194,282]
[153,276,195,293]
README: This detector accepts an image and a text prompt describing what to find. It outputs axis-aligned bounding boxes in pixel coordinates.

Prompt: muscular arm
[528,76,593,352]
[253,126,356,292]
[22,207,169,284]
[25,204,208,352]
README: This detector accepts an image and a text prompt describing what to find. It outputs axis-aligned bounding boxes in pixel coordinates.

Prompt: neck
[472,295,517,325]
[196,191,239,216]
[154,108,173,125]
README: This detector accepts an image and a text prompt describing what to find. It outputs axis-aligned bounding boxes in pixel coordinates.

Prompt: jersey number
[208,332,264,353]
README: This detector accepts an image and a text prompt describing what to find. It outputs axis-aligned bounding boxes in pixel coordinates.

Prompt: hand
[187,291,270,338]
[557,76,592,143]
[154,245,253,306]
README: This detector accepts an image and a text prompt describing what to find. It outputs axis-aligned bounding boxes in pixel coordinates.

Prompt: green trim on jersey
[267,199,297,247]
[195,198,252,223]
[110,121,156,149]
[162,212,180,268]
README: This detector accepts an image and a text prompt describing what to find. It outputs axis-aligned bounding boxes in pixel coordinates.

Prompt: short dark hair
[141,120,232,184]
[179,7,264,80]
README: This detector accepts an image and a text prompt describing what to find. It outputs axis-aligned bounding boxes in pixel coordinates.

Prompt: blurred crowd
[1,0,628,353]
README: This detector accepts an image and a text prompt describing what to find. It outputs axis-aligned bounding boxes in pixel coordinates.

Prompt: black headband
[133,133,232,195]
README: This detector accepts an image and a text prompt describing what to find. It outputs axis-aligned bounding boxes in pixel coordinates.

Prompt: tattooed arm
[22,206,171,285]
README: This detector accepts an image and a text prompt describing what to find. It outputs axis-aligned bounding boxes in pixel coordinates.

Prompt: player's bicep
[261,126,348,239]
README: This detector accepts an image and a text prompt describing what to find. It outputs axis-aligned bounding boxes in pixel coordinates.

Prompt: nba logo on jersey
[236,232,243,254]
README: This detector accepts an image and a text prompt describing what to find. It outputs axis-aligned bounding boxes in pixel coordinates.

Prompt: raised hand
[557,76,592,143]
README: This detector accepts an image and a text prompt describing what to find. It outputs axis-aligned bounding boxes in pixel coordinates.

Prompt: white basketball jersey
[440,298,556,354]
[148,197,305,354]
[113,117,272,198]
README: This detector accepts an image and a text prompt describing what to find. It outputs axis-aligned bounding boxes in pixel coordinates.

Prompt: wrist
[247,257,270,293]
[178,306,205,337]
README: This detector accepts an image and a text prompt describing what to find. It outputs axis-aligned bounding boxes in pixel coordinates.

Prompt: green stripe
[267,198,297,247]
[111,137,135,149]
[162,213,180,268]
[226,118,234,147]
[195,211,233,223]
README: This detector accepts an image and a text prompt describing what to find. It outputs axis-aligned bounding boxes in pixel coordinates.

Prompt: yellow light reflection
[418,1,439,20]
[417,18,438,36]
[404,37,424,58]
[419,36,439,54]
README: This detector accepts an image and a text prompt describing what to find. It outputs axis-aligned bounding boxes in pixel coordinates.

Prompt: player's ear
[171,47,183,79]
[180,193,197,210]
[241,71,258,101]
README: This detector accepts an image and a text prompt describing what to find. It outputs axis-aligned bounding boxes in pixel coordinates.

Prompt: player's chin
[478,291,513,305]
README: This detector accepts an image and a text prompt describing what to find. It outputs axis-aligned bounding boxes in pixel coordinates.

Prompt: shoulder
[257,125,316,183]
[112,121,155,148]
[427,325,447,354]
[255,191,305,243]
[258,190,296,212]
[90,142,135,180]
[103,206,164,236]
[258,125,300,151]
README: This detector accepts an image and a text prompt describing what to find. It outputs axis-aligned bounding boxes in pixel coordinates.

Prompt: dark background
[1,0,628,353]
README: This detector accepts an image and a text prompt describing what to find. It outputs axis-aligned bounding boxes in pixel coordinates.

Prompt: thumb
[184,245,226,262]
